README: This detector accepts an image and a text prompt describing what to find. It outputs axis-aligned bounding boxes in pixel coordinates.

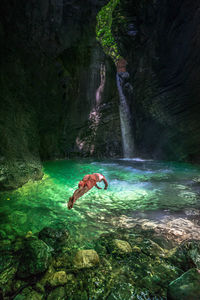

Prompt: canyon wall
[0,0,121,190]
[1,0,200,190]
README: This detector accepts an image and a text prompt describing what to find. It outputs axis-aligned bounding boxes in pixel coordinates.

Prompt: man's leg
[68,186,89,209]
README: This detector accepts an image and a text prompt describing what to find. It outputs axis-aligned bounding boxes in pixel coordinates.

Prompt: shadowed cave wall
[1,0,200,190]
[114,0,200,161]
[0,0,121,190]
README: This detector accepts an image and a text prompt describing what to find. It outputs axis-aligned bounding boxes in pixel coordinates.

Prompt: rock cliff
[1,0,200,190]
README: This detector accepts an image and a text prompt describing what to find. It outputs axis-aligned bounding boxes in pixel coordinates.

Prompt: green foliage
[96,0,122,64]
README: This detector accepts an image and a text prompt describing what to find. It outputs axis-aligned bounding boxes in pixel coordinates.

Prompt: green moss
[96,0,122,64]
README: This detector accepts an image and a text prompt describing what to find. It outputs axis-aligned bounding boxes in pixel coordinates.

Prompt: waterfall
[116,72,134,157]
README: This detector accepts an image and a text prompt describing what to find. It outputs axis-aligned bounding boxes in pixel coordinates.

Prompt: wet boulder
[38,265,55,287]
[47,286,66,300]
[73,250,100,269]
[139,239,166,258]
[107,282,134,300]
[8,211,27,226]
[110,239,132,256]
[0,254,18,286]
[167,268,200,300]
[168,240,200,270]
[52,253,71,269]
[14,287,43,300]
[0,229,6,239]
[48,271,68,287]
[17,237,52,278]
[38,226,69,251]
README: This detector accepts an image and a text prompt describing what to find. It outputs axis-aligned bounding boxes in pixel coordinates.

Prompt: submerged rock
[11,280,27,295]
[0,229,6,239]
[52,253,71,269]
[0,254,18,287]
[167,268,200,300]
[39,265,55,287]
[14,287,43,300]
[107,282,134,300]
[0,266,18,286]
[8,211,27,225]
[47,286,66,300]
[73,250,100,269]
[0,239,12,252]
[48,271,68,287]
[168,240,200,270]
[17,237,52,278]
[140,239,166,258]
[111,239,132,255]
[38,226,69,251]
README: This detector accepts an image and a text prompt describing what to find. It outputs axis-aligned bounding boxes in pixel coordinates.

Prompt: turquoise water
[1,158,200,247]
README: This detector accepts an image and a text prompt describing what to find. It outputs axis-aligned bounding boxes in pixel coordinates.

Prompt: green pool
[1,158,200,247]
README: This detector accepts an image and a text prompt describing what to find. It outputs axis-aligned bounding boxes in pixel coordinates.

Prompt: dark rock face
[115,0,200,161]
[0,0,121,190]
[1,0,200,190]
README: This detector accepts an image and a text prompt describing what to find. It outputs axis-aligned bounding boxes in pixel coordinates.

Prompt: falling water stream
[116,72,135,158]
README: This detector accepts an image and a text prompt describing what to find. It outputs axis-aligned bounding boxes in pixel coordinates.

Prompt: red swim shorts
[78,179,96,190]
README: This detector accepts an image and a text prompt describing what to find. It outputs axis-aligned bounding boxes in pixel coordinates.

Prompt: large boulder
[17,237,52,278]
[167,268,200,300]
[73,250,100,269]
[38,227,69,251]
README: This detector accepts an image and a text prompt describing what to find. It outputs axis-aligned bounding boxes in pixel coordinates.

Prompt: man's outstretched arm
[95,184,102,189]
[102,176,108,190]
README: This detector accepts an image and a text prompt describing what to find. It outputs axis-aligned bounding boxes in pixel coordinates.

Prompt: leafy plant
[96,0,122,64]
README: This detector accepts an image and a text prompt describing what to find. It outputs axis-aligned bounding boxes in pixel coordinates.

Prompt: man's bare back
[68,173,108,209]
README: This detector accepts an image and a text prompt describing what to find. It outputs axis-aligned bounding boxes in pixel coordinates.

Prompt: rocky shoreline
[1,225,200,300]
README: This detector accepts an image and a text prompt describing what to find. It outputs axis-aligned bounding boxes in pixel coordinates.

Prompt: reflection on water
[1,158,200,246]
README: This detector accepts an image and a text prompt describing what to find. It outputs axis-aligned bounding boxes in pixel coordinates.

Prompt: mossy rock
[17,237,52,278]
[109,239,132,256]
[168,240,200,271]
[52,253,71,269]
[73,249,100,269]
[8,211,27,225]
[139,239,166,258]
[0,265,18,286]
[106,282,134,300]
[0,254,17,274]
[167,268,200,300]
[70,290,88,300]
[14,287,43,300]
[39,265,55,287]
[48,271,68,287]
[38,226,69,251]
[0,229,7,239]
[0,239,12,252]
[47,286,66,300]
